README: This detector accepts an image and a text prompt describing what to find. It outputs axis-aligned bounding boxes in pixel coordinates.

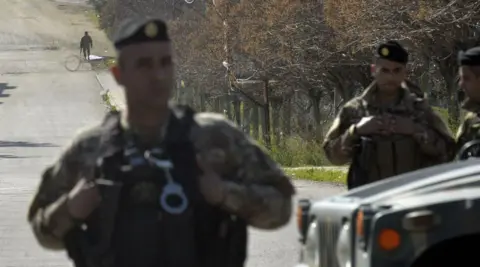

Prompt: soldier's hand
[196,150,227,206]
[389,115,420,135]
[66,178,102,220]
[355,116,388,135]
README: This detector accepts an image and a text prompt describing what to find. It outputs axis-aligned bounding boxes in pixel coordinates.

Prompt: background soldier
[80,31,93,60]
[455,47,480,153]
[323,40,454,189]
[28,17,295,267]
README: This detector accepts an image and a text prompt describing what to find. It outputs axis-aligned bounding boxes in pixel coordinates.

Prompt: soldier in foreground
[455,47,480,153]
[323,41,454,189]
[28,17,295,267]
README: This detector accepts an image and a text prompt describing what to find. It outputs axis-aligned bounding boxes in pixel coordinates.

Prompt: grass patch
[285,168,347,184]
[90,57,116,71]
[433,106,459,133]
[433,105,468,133]
[105,58,116,68]
[260,137,330,167]
[433,106,449,125]
[101,90,119,112]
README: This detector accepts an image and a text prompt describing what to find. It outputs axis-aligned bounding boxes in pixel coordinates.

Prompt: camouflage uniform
[28,17,294,267]
[455,47,480,154]
[323,83,454,184]
[323,41,454,187]
[455,100,480,152]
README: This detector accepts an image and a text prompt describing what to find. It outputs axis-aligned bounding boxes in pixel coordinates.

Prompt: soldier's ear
[110,65,123,85]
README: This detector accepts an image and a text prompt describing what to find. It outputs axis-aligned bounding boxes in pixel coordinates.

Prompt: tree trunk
[282,97,291,136]
[241,100,251,134]
[251,105,259,140]
[262,80,271,149]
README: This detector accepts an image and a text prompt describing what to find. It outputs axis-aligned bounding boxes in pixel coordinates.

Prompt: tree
[323,0,480,127]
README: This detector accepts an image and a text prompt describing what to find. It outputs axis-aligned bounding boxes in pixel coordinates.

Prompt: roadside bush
[265,136,329,167]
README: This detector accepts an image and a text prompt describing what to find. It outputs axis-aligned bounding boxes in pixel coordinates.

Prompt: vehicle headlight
[336,223,352,267]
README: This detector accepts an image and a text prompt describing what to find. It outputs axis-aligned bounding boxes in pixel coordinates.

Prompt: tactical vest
[348,96,441,187]
[64,106,247,267]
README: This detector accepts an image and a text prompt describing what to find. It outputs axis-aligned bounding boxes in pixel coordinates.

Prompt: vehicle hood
[325,159,480,205]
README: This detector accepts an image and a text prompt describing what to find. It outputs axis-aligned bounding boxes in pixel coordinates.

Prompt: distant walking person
[80,31,93,60]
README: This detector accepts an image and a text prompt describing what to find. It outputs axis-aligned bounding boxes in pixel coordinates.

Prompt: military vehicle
[295,155,480,267]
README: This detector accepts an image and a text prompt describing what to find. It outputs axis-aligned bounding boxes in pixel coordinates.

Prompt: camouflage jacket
[323,82,455,182]
[456,98,480,152]
[28,107,295,250]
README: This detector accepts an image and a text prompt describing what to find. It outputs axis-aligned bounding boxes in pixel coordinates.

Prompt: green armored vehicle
[294,158,480,267]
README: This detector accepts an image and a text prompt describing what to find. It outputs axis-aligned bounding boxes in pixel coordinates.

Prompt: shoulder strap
[97,110,125,159]
[164,104,197,145]
[99,110,122,139]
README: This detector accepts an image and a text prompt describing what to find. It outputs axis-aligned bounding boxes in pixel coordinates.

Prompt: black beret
[457,47,480,66]
[113,17,170,50]
[376,41,409,64]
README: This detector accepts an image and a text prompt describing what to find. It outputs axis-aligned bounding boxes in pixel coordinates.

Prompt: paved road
[246,180,345,267]
[0,1,347,267]
[0,1,107,266]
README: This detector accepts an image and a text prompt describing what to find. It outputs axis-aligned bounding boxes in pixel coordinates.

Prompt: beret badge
[381,47,389,56]
[144,22,158,38]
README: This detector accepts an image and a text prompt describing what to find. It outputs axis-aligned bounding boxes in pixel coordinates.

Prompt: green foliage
[432,106,454,131]
[257,136,329,167]
[432,106,464,134]
[285,168,346,184]
[101,90,118,112]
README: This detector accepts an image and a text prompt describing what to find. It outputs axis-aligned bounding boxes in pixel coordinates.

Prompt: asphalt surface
[246,180,345,267]
[0,1,347,267]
